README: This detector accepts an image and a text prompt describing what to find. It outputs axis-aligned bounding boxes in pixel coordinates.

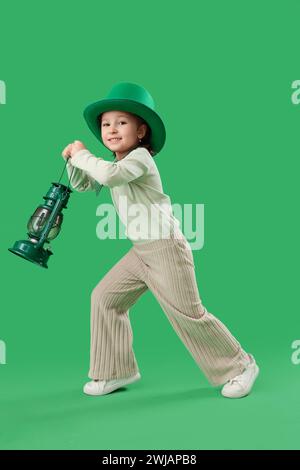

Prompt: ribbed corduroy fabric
[88,233,250,387]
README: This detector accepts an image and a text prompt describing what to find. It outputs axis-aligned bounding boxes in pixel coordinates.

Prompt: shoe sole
[221,364,260,399]
[84,372,141,396]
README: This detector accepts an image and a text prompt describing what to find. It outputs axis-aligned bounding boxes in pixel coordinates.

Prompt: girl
[62,82,259,399]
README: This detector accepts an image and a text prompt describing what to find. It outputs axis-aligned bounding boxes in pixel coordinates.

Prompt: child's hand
[61,140,87,160]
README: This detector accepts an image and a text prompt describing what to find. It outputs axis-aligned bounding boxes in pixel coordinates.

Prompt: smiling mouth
[109,138,122,142]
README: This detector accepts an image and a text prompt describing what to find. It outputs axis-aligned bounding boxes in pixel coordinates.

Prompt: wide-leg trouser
[88,234,250,386]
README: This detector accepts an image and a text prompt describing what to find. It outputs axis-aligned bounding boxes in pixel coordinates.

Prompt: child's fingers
[62,143,73,157]
[61,141,84,160]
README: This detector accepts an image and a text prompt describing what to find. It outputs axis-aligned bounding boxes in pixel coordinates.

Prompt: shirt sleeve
[66,159,102,195]
[69,147,152,188]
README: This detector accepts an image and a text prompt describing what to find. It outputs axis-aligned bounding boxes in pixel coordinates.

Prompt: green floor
[0,353,299,450]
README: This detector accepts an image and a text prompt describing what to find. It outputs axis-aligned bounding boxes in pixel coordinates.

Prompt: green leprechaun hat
[83,82,166,155]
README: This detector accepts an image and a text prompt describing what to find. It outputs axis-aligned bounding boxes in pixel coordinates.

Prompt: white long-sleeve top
[66,146,184,244]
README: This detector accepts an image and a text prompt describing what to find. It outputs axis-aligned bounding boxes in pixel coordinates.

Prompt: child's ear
[140,123,147,139]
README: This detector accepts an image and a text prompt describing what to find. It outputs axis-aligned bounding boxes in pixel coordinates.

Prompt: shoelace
[227,360,254,385]
[228,374,244,385]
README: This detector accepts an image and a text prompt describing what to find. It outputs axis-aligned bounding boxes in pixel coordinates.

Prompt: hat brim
[83,99,166,155]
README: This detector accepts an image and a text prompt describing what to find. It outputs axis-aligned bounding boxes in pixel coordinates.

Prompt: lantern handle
[57,156,75,191]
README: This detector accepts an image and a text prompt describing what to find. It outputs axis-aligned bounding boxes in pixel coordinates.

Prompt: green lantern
[8,182,72,269]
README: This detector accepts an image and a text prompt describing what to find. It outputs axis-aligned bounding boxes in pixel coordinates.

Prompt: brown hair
[135,115,155,157]
[98,113,156,157]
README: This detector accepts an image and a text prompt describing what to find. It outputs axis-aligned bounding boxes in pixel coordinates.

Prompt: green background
[1,0,299,450]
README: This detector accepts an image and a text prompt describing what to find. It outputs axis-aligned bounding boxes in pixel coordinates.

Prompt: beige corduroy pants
[88,233,250,386]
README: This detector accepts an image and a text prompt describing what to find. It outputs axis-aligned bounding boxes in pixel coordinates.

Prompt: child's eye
[102,121,126,126]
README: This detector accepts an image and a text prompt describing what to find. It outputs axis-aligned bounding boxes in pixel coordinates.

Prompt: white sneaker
[221,354,259,398]
[83,372,141,396]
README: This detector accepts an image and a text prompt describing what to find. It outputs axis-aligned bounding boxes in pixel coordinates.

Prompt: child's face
[100,110,146,160]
